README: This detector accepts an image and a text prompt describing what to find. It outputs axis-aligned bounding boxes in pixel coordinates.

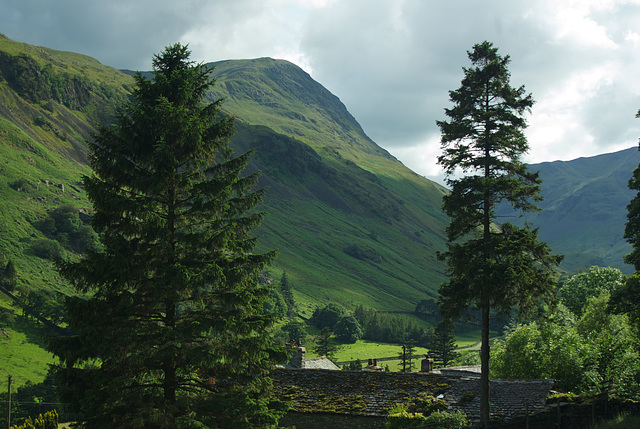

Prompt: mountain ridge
[516,147,640,274]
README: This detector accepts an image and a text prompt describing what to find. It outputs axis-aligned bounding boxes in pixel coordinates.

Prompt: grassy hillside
[0,36,134,391]
[233,122,448,314]
[0,116,94,391]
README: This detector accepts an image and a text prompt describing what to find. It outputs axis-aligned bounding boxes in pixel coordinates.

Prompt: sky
[2,0,640,183]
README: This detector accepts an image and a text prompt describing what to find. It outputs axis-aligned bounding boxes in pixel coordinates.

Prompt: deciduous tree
[436,41,562,428]
[491,321,589,392]
[47,44,286,428]
[310,303,345,330]
[558,266,624,316]
[334,315,363,344]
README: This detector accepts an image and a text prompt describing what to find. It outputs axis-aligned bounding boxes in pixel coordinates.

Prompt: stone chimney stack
[421,355,434,373]
[290,347,306,368]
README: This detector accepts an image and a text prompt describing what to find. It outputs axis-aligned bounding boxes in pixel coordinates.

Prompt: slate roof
[432,365,481,378]
[272,368,453,417]
[284,346,341,370]
[299,356,341,370]
[272,367,554,423]
[445,377,554,421]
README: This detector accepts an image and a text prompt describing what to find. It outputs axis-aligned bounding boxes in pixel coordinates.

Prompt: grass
[305,329,482,371]
[0,314,56,392]
[592,414,640,429]
[329,340,431,363]
[454,331,484,348]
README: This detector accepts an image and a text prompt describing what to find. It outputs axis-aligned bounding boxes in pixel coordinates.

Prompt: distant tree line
[308,303,436,347]
[353,304,432,346]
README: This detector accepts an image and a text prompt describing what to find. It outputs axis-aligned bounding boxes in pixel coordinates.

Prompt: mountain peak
[205,57,396,161]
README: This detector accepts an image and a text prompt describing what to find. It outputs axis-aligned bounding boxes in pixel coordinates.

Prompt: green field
[306,331,482,371]
[0,314,56,392]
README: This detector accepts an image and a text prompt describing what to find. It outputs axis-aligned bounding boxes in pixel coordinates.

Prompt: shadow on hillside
[12,314,57,348]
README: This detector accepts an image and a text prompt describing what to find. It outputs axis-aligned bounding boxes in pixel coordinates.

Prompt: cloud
[300,0,640,180]
[0,0,201,69]
[1,0,640,182]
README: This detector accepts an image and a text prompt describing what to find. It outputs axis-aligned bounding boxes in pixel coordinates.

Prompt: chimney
[421,355,434,373]
[290,347,306,368]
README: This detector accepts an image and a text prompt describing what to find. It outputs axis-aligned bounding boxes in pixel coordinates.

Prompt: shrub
[9,409,58,429]
[33,204,101,254]
[29,238,64,260]
[423,410,467,428]
[385,408,467,429]
[8,179,37,193]
[385,409,426,429]
[0,307,16,326]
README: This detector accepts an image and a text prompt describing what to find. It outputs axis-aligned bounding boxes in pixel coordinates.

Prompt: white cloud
[527,63,618,151]
[542,0,619,50]
[625,30,640,45]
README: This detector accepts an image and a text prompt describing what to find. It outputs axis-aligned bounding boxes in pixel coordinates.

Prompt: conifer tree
[623,130,640,270]
[48,44,286,428]
[279,270,296,316]
[611,123,640,335]
[1,259,17,291]
[427,321,458,368]
[313,327,338,360]
[436,41,562,428]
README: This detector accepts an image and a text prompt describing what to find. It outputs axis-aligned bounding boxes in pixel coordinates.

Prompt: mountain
[0,35,450,323]
[204,58,450,312]
[505,148,640,274]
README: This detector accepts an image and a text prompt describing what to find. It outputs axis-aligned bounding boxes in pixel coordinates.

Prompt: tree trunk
[480,297,491,428]
[480,81,492,428]
[164,302,177,404]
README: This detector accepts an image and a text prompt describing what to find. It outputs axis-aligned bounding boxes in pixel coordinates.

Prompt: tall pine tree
[48,44,286,428]
[436,41,562,428]
[610,116,640,336]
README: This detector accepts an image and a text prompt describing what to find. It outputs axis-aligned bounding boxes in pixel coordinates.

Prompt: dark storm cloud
[0,0,200,70]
